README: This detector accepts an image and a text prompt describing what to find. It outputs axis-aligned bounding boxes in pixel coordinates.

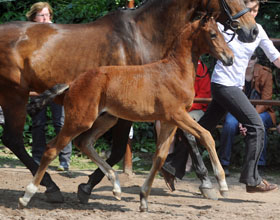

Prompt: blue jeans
[31,101,72,167]
[219,112,273,167]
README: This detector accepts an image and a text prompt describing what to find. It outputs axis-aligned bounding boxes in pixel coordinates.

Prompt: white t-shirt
[211,23,280,89]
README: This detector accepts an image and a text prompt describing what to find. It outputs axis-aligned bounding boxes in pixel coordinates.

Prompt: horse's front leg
[140,121,176,212]
[74,113,121,202]
[173,109,228,197]
[18,133,72,208]
[0,92,63,203]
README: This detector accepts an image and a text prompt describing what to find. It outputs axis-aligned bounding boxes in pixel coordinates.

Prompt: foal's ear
[200,14,211,26]
[200,12,216,27]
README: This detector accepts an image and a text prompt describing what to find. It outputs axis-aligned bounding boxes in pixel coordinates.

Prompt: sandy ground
[0,167,280,220]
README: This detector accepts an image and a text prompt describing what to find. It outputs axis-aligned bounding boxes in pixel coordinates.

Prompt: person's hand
[239,123,247,136]
[29,91,39,96]
[277,124,280,134]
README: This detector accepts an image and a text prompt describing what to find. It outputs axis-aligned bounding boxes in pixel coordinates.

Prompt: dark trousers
[31,101,72,166]
[199,83,264,186]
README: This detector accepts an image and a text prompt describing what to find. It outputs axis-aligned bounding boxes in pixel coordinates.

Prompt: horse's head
[199,16,234,66]
[205,0,258,43]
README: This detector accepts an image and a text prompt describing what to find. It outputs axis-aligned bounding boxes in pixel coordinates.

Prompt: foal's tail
[27,84,69,116]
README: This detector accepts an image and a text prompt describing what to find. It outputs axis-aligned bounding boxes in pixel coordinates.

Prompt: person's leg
[0,106,5,125]
[31,106,47,163]
[218,113,239,166]
[258,112,273,166]
[210,84,263,186]
[50,102,72,169]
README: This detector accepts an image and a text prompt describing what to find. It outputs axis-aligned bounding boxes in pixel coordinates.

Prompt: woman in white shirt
[198,0,280,192]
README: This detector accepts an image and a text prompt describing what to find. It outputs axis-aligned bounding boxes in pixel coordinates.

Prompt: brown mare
[19,16,234,211]
[0,0,256,203]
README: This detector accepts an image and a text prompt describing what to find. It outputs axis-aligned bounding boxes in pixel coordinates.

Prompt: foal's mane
[163,14,211,59]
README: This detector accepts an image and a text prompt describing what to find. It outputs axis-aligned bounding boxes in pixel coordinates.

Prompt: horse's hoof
[220,190,229,198]
[77,183,91,204]
[199,187,218,200]
[18,197,28,209]
[45,189,64,203]
[113,191,122,201]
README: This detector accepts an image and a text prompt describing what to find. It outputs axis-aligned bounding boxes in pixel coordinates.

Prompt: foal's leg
[140,121,177,212]
[77,118,132,204]
[173,110,228,196]
[74,113,122,201]
[19,98,101,207]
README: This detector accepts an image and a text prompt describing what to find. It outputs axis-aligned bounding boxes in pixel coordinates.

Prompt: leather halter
[206,0,251,43]
[220,0,250,31]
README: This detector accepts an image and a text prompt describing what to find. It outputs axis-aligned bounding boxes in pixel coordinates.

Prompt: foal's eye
[210,33,217,39]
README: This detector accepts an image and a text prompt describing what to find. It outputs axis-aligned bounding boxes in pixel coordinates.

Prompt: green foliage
[0,0,141,24]
[132,122,156,153]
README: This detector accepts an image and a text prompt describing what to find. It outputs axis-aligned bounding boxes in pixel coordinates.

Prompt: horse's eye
[210,33,217,39]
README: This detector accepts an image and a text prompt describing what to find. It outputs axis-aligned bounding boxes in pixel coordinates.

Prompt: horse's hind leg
[0,92,63,203]
[140,121,176,212]
[77,118,132,204]
[74,113,122,202]
[173,109,228,197]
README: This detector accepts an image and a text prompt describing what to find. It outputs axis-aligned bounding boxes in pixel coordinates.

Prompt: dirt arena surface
[0,167,279,220]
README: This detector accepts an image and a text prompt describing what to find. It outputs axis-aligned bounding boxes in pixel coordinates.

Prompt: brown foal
[19,16,233,211]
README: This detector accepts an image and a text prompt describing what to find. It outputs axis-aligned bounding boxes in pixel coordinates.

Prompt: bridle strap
[232,7,250,20]
[220,0,250,21]
[219,0,250,43]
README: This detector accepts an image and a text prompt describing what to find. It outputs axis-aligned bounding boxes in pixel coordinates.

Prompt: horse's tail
[27,84,69,116]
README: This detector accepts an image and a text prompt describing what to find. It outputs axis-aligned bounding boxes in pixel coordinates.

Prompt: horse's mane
[120,0,171,11]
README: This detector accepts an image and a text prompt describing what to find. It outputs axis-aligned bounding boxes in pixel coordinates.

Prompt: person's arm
[273,56,280,68]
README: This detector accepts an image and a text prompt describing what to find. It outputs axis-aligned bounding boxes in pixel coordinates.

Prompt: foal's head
[194,16,234,66]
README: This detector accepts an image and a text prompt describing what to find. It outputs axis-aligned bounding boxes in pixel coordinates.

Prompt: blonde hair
[26,2,53,21]
[244,0,260,6]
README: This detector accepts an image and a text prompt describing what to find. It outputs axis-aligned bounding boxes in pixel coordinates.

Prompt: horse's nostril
[229,57,233,65]
[252,25,259,37]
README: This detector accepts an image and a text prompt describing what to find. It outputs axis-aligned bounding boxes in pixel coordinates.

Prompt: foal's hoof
[18,197,28,209]
[77,183,91,204]
[113,190,122,201]
[199,187,218,200]
[220,190,229,198]
[45,189,64,203]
